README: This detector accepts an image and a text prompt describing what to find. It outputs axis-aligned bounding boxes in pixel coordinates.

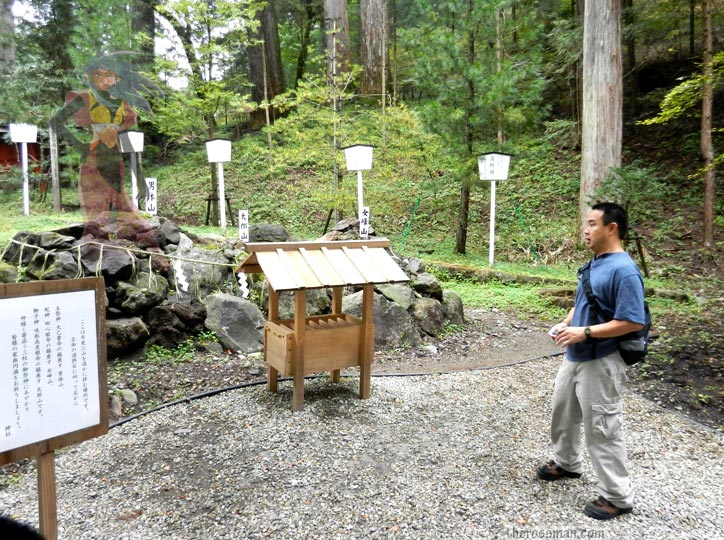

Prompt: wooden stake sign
[0,277,108,540]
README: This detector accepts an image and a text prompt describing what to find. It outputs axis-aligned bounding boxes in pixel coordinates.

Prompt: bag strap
[579,259,612,324]
[578,259,610,358]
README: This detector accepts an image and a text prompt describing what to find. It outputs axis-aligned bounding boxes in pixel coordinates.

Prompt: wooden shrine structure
[237,239,409,411]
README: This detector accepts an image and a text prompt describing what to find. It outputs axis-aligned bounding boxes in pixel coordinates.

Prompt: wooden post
[267,286,279,393]
[330,286,343,383]
[37,451,58,540]
[359,284,374,399]
[292,289,307,411]
[48,125,62,212]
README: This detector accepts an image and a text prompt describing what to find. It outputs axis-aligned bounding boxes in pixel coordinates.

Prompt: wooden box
[264,314,369,376]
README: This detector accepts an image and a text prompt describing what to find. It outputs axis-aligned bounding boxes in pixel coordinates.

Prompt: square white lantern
[478,152,512,181]
[206,139,232,163]
[118,130,145,153]
[9,123,38,143]
[343,144,374,171]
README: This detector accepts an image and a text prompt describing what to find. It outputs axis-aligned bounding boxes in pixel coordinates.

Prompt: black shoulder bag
[579,260,651,366]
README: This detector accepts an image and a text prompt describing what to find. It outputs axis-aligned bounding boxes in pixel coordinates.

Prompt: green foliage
[145,339,196,365]
[590,161,672,227]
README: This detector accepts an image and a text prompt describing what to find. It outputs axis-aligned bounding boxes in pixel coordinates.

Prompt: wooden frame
[239,239,407,411]
[0,277,107,540]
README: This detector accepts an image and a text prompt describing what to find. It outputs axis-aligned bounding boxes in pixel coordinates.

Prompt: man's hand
[551,326,588,347]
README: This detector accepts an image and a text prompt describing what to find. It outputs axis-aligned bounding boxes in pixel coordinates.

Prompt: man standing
[536,202,646,520]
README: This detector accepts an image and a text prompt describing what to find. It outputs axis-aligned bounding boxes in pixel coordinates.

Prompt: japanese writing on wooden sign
[0,278,107,464]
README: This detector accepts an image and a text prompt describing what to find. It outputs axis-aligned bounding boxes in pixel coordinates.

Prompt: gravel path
[1,356,722,540]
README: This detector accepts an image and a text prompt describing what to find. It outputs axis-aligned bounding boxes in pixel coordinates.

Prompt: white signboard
[1,289,101,454]
[239,209,249,242]
[145,177,158,215]
[478,153,511,181]
[360,206,370,239]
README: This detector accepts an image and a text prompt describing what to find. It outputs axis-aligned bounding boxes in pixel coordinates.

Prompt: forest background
[0,0,723,431]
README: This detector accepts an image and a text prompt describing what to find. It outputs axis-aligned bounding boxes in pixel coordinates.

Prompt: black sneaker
[584,496,633,520]
[535,460,582,481]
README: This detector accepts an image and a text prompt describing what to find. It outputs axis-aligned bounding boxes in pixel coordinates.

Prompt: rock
[249,223,291,243]
[110,393,123,419]
[28,250,80,281]
[0,260,18,283]
[39,231,76,250]
[410,297,446,336]
[83,211,160,245]
[406,257,425,275]
[442,290,465,326]
[172,235,233,299]
[158,218,181,246]
[1,231,42,266]
[162,298,207,332]
[51,223,85,239]
[204,293,265,353]
[114,272,169,315]
[143,307,188,350]
[119,389,138,406]
[79,240,138,281]
[276,289,331,320]
[143,299,206,350]
[376,283,416,310]
[343,290,421,349]
[411,272,443,301]
[106,317,150,359]
[204,342,225,355]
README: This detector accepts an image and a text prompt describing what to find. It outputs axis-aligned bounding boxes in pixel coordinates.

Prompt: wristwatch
[584,327,592,338]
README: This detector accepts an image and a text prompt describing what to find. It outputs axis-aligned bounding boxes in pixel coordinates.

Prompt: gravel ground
[1,356,722,540]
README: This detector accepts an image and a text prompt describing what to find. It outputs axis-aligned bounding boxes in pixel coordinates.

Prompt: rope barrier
[2,237,246,294]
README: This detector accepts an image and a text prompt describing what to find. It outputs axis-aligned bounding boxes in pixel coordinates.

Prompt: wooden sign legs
[37,451,58,540]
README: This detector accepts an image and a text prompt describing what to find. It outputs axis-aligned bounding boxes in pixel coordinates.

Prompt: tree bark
[248,0,285,130]
[131,0,157,68]
[701,0,715,247]
[360,0,386,98]
[324,0,350,79]
[294,0,321,88]
[454,0,476,255]
[623,0,639,120]
[0,0,14,74]
[579,0,622,238]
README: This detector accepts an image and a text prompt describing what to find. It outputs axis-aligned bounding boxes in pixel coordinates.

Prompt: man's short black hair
[592,202,628,240]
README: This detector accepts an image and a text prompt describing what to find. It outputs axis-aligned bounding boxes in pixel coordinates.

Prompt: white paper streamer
[237,272,250,299]
[174,259,189,292]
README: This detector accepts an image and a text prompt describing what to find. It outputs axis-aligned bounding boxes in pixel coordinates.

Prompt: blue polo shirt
[567,252,646,362]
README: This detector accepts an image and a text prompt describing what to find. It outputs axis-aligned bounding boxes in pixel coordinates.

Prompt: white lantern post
[9,123,38,217]
[118,130,145,210]
[205,139,232,232]
[343,144,374,238]
[478,152,512,266]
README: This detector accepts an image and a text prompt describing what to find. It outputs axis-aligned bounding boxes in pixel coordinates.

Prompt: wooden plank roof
[237,239,409,291]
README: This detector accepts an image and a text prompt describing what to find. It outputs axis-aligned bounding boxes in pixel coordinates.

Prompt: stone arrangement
[0,215,465,360]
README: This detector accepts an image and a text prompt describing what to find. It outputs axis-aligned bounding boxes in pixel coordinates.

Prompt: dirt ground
[103,305,723,432]
[2,304,722,484]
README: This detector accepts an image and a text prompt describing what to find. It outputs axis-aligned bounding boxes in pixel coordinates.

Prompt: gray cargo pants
[550,351,634,508]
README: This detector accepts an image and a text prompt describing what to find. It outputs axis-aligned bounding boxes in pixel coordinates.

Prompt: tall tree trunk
[324,0,350,80]
[0,0,14,74]
[701,0,715,247]
[294,0,320,88]
[248,0,286,130]
[623,0,638,119]
[454,0,476,255]
[579,0,622,239]
[360,0,386,98]
[38,0,75,100]
[131,0,157,68]
[689,0,696,57]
